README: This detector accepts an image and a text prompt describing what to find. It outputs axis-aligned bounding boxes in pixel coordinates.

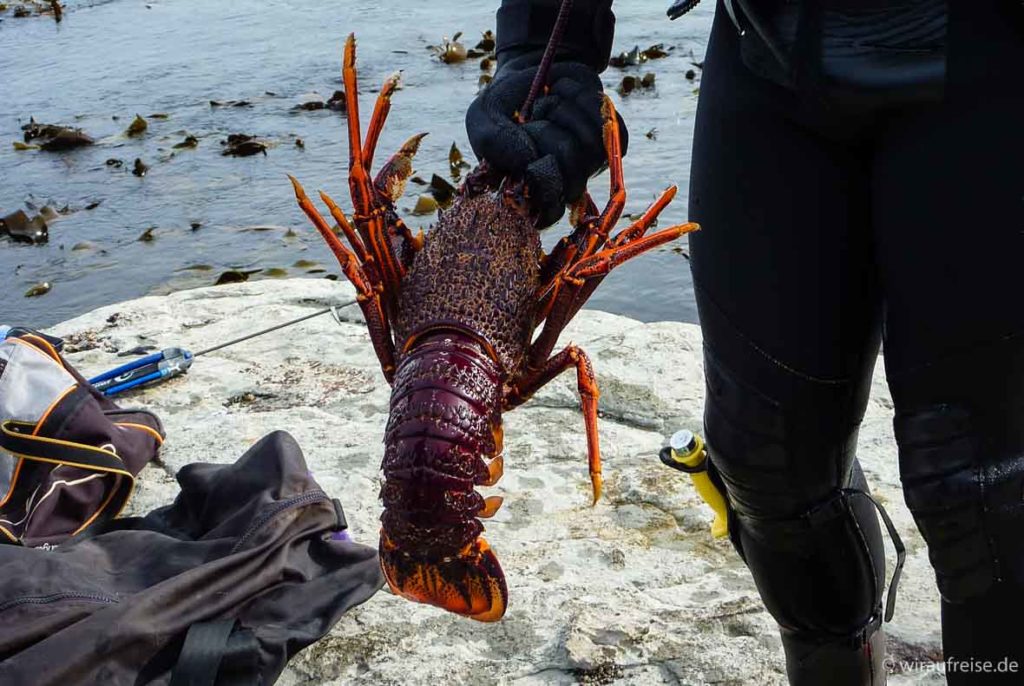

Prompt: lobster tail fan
[379,534,508,622]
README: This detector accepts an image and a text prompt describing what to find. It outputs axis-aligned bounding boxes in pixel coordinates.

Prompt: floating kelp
[609,46,643,69]
[125,114,148,137]
[475,30,495,52]
[1,209,48,244]
[617,73,656,96]
[221,134,268,157]
[6,0,60,20]
[210,100,252,108]
[428,174,456,207]
[21,118,94,151]
[137,227,156,242]
[411,195,439,215]
[449,142,470,179]
[132,158,149,176]
[326,90,347,112]
[106,158,124,167]
[214,269,260,285]
[12,141,38,151]
[263,267,288,277]
[431,32,468,64]
[608,44,673,69]
[292,259,318,269]
[642,44,670,59]
[646,128,658,140]
[36,131,88,152]
[24,282,51,298]
[172,134,198,149]
[293,93,326,111]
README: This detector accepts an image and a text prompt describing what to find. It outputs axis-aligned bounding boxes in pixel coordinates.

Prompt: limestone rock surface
[50,279,943,685]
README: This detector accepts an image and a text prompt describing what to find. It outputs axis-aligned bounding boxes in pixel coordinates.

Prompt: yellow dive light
[659,429,729,539]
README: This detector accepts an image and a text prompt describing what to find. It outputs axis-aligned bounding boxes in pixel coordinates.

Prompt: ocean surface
[1,0,714,328]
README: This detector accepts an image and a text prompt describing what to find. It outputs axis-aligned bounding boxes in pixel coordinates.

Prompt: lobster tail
[380,332,509,620]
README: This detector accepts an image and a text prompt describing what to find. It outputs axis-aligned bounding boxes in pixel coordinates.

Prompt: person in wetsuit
[465,1,1024,684]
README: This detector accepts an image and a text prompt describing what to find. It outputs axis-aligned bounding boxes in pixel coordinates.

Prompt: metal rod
[194,299,356,357]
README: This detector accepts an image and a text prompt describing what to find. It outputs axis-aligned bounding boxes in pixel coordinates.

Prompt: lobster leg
[289,176,397,381]
[535,193,598,326]
[536,97,625,308]
[529,96,629,366]
[318,189,371,264]
[535,186,677,326]
[609,185,677,248]
[506,345,602,505]
[539,192,598,286]
[579,96,628,259]
[560,221,699,326]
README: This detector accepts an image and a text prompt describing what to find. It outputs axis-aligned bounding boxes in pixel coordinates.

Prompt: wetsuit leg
[873,4,1024,682]
[689,8,889,685]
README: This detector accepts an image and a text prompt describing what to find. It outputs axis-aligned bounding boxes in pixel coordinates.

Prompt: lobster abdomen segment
[379,333,509,620]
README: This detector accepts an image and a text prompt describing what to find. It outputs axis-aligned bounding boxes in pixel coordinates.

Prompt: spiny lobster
[288,34,698,622]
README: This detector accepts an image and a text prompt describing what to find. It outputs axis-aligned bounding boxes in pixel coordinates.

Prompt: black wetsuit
[690,1,1024,683]
[470,1,1024,683]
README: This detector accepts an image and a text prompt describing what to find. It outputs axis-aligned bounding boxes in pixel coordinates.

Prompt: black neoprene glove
[465,0,627,228]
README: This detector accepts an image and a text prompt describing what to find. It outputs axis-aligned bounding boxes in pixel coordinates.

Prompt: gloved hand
[466,52,628,228]
[465,0,625,228]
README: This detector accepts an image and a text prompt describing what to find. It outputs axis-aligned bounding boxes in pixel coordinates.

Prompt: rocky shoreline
[49,278,943,685]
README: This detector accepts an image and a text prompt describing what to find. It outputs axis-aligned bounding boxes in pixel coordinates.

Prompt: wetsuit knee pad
[701,348,891,636]
[896,403,1024,602]
[731,463,891,636]
[891,335,1024,603]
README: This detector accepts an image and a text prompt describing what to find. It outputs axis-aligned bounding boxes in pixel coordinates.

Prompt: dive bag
[0,326,163,546]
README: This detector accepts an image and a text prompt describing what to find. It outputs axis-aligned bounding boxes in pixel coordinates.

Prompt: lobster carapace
[288,35,698,622]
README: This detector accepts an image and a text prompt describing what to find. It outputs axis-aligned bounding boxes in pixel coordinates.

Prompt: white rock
[50,279,941,685]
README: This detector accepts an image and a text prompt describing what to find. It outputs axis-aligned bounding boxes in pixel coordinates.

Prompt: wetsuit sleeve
[495,0,616,72]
